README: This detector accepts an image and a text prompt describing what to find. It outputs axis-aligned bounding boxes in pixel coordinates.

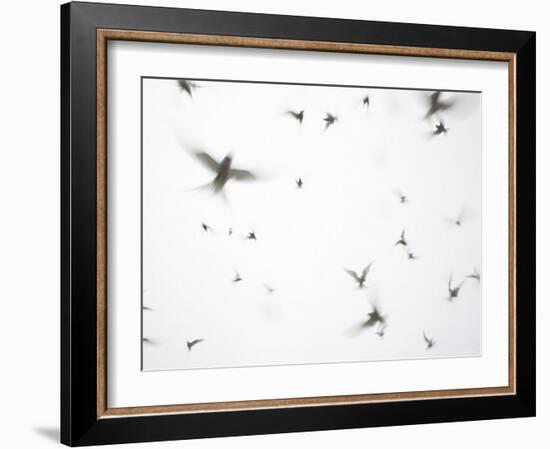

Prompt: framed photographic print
[60,1,535,446]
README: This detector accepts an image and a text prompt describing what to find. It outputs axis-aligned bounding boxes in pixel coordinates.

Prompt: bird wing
[401,229,406,240]
[362,314,377,328]
[362,262,373,278]
[431,91,441,104]
[193,151,220,172]
[345,269,360,282]
[423,331,430,344]
[229,168,256,181]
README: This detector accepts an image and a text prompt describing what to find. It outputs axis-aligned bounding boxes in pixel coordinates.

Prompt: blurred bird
[201,222,212,232]
[142,306,152,311]
[363,95,370,108]
[296,178,303,189]
[228,227,233,236]
[467,266,480,282]
[247,231,257,241]
[177,79,199,97]
[407,251,418,260]
[395,229,407,247]
[142,337,156,345]
[264,284,276,295]
[345,263,373,289]
[360,304,386,329]
[394,190,407,204]
[187,339,204,351]
[323,113,338,129]
[233,272,243,283]
[423,331,435,349]
[190,151,257,194]
[287,110,304,124]
[445,210,467,227]
[447,274,464,301]
[424,91,454,119]
[375,324,387,338]
[433,120,449,135]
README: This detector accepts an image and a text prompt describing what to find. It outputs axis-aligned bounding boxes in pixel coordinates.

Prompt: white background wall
[0,0,544,447]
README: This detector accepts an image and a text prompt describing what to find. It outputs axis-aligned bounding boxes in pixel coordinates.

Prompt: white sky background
[142,77,481,371]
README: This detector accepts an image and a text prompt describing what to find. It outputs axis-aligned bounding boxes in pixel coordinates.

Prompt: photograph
[141,77,482,371]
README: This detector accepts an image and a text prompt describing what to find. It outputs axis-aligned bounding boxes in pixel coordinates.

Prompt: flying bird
[201,222,212,232]
[142,305,152,311]
[424,91,454,119]
[264,284,276,295]
[363,95,370,108]
[323,113,338,130]
[447,274,464,301]
[190,151,257,194]
[233,272,243,283]
[394,190,407,204]
[228,227,233,236]
[296,178,303,189]
[345,263,373,289]
[287,110,304,124]
[142,337,156,345]
[423,331,435,349]
[466,266,480,282]
[445,210,467,227]
[359,304,386,329]
[433,120,449,135]
[177,79,199,97]
[186,339,204,351]
[247,231,257,241]
[395,229,407,247]
[407,251,418,260]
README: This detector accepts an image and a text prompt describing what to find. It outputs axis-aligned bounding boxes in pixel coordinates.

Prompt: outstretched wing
[345,269,360,282]
[423,331,430,344]
[229,168,256,181]
[193,151,220,172]
[362,262,373,279]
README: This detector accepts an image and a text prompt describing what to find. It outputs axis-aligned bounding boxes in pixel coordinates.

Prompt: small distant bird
[363,95,370,108]
[287,110,304,124]
[360,305,386,329]
[142,305,152,311]
[395,229,407,247]
[446,210,466,227]
[233,272,243,283]
[345,263,373,289]
[323,113,338,130]
[228,227,233,236]
[187,339,204,351]
[247,231,257,240]
[425,91,454,119]
[394,190,407,204]
[190,151,257,194]
[433,121,449,135]
[264,284,276,295]
[375,324,387,338]
[177,79,199,97]
[466,266,480,282]
[201,222,212,232]
[407,251,418,260]
[296,178,303,189]
[423,331,435,349]
[142,337,156,344]
[447,274,464,301]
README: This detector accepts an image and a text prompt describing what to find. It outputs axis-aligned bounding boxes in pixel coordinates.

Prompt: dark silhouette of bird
[287,110,304,124]
[142,337,156,345]
[360,304,386,329]
[247,231,257,240]
[423,331,435,349]
[323,113,338,130]
[190,151,257,194]
[201,222,212,232]
[395,229,407,247]
[407,251,418,260]
[466,266,480,282]
[264,284,275,295]
[447,274,464,301]
[177,79,199,97]
[142,305,152,311]
[233,272,243,283]
[228,227,233,236]
[345,263,373,289]
[296,178,303,189]
[433,121,449,135]
[375,324,387,338]
[424,91,454,119]
[394,190,407,204]
[445,210,466,227]
[363,95,370,108]
[186,339,204,351]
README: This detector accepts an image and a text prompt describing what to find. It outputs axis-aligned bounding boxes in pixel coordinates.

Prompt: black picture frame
[61,1,535,446]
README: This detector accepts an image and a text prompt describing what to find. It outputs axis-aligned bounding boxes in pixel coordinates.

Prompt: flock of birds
[142,79,480,360]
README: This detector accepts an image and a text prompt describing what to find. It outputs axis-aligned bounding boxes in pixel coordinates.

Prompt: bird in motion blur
[363,95,370,108]
[201,222,213,232]
[395,229,408,247]
[424,91,454,119]
[433,120,449,136]
[323,113,338,129]
[190,151,257,194]
[177,79,199,97]
[345,262,373,289]
[407,251,418,260]
[287,110,304,124]
[447,274,464,301]
[375,323,387,338]
[394,190,407,204]
[296,178,303,189]
[423,331,435,349]
[264,284,276,295]
[186,339,204,351]
[247,231,257,240]
[360,304,386,329]
[233,272,243,283]
[445,210,466,227]
[466,266,480,282]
